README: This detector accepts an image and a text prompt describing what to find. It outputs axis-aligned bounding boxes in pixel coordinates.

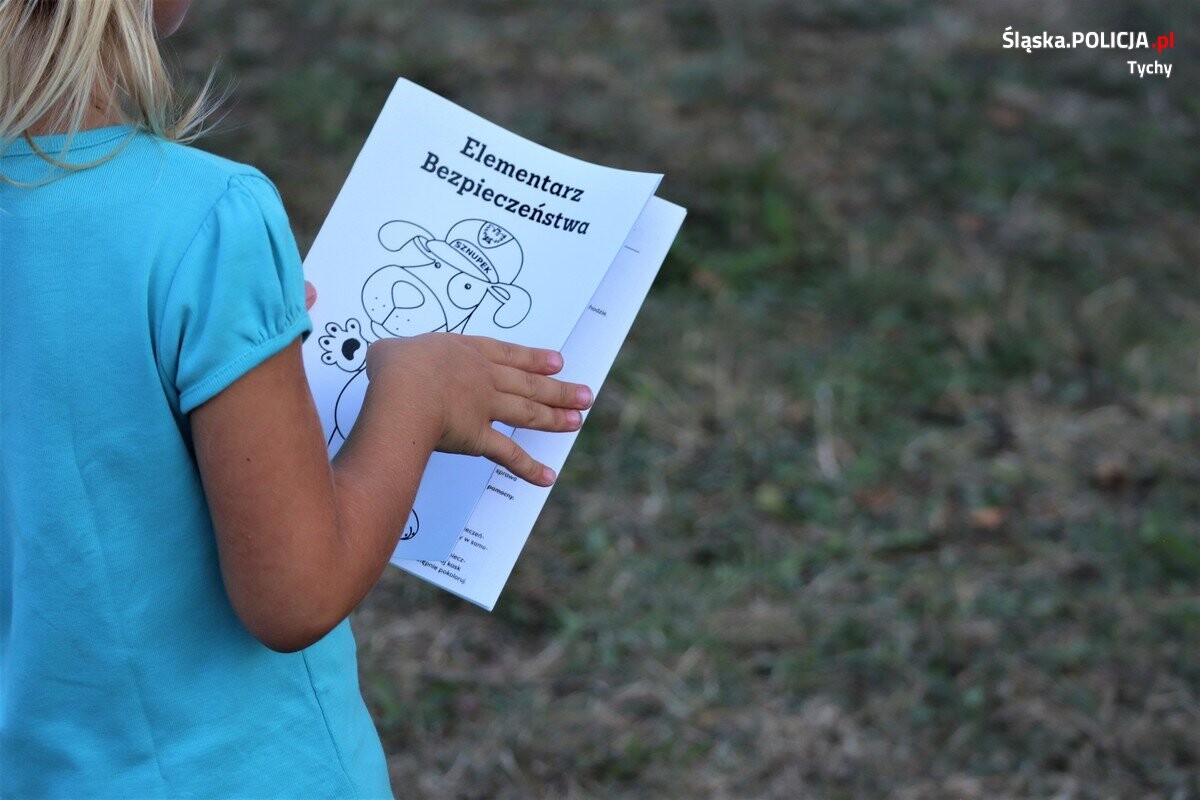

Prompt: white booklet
[398,197,684,609]
[301,78,684,607]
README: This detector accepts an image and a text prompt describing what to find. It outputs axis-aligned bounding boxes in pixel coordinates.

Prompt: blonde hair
[0,0,217,180]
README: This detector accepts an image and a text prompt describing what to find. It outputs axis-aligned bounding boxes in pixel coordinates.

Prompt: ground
[175,1,1198,797]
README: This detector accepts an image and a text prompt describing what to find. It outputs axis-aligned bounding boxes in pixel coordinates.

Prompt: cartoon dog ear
[378,220,435,258]
[490,283,532,329]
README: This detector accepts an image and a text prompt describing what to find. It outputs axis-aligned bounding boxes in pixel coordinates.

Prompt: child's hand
[195,333,592,651]
[363,333,592,486]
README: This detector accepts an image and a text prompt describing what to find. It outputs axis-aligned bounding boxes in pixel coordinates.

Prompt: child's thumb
[305,281,317,310]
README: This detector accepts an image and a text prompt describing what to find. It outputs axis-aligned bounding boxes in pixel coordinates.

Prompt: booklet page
[396,197,687,609]
[302,78,662,561]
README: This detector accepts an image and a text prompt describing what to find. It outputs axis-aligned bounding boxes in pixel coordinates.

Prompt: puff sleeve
[157,173,313,414]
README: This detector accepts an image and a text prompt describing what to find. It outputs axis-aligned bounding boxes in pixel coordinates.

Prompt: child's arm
[190,332,590,652]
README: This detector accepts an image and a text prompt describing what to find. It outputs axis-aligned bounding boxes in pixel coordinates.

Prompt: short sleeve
[158,173,313,414]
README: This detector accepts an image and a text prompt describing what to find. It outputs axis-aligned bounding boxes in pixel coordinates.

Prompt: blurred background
[174,1,1197,797]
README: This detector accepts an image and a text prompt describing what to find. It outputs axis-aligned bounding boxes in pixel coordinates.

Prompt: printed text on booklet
[300,78,683,608]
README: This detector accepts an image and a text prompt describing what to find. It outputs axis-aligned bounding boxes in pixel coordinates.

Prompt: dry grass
[173,1,1199,797]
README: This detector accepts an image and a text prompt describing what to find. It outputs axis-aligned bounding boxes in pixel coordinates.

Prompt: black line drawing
[365,218,531,339]
[317,219,533,542]
[400,508,419,541]
[317,319,368,445]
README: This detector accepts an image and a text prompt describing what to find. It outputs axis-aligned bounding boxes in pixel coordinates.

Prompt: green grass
[175,1,1199,796]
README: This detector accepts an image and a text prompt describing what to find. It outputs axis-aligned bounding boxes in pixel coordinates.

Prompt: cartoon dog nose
[391,280,424,309]
[341,338,361,361]
[362,266,449,338]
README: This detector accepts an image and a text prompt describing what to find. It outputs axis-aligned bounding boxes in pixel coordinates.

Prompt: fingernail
[305,282,317,308]
[576,386,593,406]
[547,351,563,370]
[542,466,557,484]
[567,410,582,427]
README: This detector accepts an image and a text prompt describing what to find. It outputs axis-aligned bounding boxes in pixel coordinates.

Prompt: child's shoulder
[147,134,281,207]
[110,132,294,256]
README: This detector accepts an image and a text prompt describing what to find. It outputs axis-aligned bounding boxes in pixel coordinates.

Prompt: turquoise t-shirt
[0,127,392,798]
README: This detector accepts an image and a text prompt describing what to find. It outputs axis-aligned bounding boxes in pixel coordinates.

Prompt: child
[0,1,592,796]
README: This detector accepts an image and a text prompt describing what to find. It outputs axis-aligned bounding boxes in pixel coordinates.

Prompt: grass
[175,1,1199,796]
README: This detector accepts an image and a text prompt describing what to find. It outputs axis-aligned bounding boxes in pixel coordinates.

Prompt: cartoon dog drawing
[316,218,533,543]
[321,218,532,444]
[363,218,531,338]
[316,317,418,541]
[316,319,368,446]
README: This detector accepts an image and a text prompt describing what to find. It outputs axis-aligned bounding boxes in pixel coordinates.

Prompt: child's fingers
[493,366,593,410]
[465,335,562,374]
[493,394,583,433]
[477,429,556,486]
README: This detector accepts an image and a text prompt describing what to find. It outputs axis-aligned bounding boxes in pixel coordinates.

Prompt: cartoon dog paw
[317,319,367,372]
